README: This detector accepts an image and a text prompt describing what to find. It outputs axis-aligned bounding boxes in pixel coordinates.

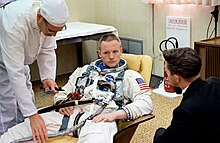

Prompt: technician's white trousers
[0,64,33,135]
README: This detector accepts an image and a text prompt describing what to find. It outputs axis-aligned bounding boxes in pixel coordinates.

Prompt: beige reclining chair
[46,53,155,143]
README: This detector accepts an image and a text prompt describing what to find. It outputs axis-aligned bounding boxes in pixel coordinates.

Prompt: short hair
[98,33,121,50]
[163,48,202,79]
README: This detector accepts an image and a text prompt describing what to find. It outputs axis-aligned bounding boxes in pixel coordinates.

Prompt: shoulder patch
[136,78,150,91]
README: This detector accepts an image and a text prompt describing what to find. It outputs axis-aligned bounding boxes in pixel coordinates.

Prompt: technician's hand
[59,106,74,116]
[29,113,48,143]
[42,79,58,96]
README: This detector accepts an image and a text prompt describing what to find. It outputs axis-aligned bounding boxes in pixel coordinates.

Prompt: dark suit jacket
[156,77,220,143]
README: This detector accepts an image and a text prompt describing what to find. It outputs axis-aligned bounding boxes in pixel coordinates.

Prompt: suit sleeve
[37,36,57,81]
[0,20,37,117]
[122,70,153,120]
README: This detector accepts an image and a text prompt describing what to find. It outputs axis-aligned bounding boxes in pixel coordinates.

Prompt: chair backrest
[121,53,153,85]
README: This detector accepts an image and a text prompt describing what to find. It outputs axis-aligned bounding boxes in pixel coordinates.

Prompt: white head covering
[40,0,69,27]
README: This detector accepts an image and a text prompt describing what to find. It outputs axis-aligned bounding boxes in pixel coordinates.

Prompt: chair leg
[113,125,138,143]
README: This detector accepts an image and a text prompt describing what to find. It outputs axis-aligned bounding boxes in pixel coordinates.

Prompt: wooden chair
[46,53,154,143]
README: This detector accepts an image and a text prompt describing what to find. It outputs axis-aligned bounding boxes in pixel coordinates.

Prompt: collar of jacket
[182,77,206,101]
[32,1,41,31]
[93,58,127,75]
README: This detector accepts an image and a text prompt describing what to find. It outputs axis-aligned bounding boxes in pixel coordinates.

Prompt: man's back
[191,76,220,142]
[158,77,220,143]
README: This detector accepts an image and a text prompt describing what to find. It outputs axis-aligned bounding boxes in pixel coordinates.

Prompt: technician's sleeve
[54,65,89,103]
[122,70,153,120]
[0,22,37,117]
[37,36,57,81]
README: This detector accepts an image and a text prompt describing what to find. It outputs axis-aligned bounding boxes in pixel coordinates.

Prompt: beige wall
[94,0,153,57]
[153,4,215,76]
[66,0,96,23]
[64,0,218,77]
[66,0,153,64]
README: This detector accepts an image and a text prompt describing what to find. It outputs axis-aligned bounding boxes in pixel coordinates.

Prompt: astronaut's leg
[0,112,64,143]
[77,120,117,143]
[0,118,32,143]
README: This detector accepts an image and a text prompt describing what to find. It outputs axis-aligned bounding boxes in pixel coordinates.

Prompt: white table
[152,87,182,98]
[56,22,117,66]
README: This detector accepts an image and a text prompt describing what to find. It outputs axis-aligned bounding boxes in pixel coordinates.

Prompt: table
[152,87,182,98]
[56,22,118,67]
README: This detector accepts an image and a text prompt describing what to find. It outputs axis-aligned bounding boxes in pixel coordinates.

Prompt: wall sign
[166,16,190,48]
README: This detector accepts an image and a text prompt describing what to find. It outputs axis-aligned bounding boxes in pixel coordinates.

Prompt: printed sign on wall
[166,16,190,48]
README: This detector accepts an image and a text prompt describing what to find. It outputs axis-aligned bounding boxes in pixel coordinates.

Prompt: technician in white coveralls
[0,33,153,143]
[0,0,69,142]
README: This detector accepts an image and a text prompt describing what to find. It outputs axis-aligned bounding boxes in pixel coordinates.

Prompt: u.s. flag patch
[136,78,150,91]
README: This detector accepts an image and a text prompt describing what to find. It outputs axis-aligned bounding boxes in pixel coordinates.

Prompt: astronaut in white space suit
[0,0,69,142]
[0,33,153,143]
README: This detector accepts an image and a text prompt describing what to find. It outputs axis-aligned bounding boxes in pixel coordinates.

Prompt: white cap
[40,0,69,27]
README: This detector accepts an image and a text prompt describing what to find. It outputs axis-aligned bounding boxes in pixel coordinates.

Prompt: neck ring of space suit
[92,58,127,75]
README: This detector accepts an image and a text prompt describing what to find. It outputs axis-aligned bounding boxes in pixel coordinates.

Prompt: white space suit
[0,0,57,135]
[0,59,153,143]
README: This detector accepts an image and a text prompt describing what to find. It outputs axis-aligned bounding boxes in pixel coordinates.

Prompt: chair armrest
[114,114,155,143]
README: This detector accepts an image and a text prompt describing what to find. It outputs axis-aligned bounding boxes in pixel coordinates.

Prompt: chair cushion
[121,53,152,85]
[47,135,78,143]
[121,54,141,72]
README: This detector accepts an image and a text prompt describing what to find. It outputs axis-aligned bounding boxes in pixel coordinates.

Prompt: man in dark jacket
[154,47,220,143]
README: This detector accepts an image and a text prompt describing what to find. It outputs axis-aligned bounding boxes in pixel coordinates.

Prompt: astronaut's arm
[122,71,153,120]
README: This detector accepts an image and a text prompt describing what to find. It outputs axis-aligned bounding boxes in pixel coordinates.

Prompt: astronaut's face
[98,40,122,68]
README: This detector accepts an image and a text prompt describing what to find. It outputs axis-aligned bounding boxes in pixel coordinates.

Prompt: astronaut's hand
[59,106,74,116]
[92,113,116,123]
[42,78,58,96]
[29,113,48,143]
[92,110,127,123]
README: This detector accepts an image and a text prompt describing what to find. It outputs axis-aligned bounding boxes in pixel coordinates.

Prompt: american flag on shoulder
[135,78,150,91]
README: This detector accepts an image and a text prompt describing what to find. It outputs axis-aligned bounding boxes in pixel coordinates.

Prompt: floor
[33,74,182,143]
[33,73,71,108]
[130,93,182,143]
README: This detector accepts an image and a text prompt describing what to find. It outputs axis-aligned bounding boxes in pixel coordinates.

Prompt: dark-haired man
[154,48,220,143]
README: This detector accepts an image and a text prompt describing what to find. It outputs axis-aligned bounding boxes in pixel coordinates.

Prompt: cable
[210,6,219,37]
[209,28,215,39]
[206,16,213,38]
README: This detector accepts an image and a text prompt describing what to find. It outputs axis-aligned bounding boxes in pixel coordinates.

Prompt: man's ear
[37,12,43,22]
[97,50,101,58]
[174,74,180,83]
[120,47,123,52]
